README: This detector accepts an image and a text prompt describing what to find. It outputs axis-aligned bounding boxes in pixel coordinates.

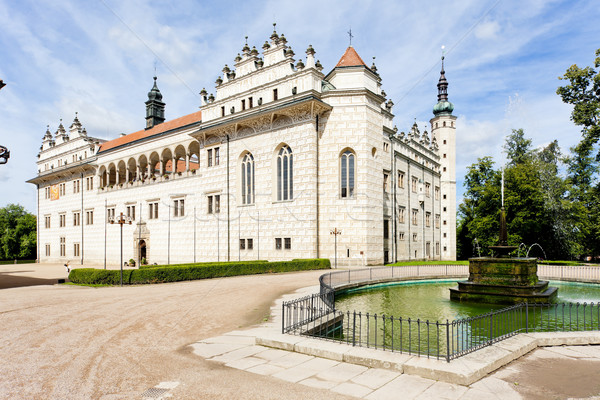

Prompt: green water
[334,280,600,322]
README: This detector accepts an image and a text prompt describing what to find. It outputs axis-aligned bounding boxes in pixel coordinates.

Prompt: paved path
[1,263,600,399]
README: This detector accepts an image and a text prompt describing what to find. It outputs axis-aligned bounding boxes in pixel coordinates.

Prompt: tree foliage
[557,48,600,161]
[0,204,37,260]
[457,132,590,260]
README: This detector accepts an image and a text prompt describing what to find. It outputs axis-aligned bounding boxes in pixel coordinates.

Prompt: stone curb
[254,330,600,385]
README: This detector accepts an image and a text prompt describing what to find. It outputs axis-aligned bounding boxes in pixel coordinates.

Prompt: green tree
[503,128,532,165]
[557,48,600,161]
[0,204,37,260]
[458,132,580,260]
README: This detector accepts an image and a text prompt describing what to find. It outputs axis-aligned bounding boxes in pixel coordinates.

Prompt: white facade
[29,29,457,267]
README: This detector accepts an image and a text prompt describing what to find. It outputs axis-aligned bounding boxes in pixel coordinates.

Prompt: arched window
[277,146,293,201]
[241,153,254,205]
[340,149,355,198]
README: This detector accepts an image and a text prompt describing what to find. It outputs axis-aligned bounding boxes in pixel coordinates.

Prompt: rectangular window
[435,186,440,200]
[436,242,440,255]
[73,179,80,194]
[398,171,405,188]
[435,214,440,229]
[383,219,389,239]
[411,177,418,193]
[413,233,418,242]
[59,213,66,227]
[86,177,94,191]
[273,88,278,101]
[425,182,431,197]
[241,99,246,111]
[208,195,220,214]
[399,232,405,241]
[207,149,213,167]
[74,243,80,257]
[45,215,51,229]
[45,187,50,199]
[73,211,81,227]
[60,237,66,257]
[240,239,246,250]
[107,207,116,222]
[173,199,184,217]
[59,183,66,196]
[45,244,51,256]
[398,207,405,224]
[426,242,431,257]
[86,210,94,225]
[221,106,225,117]
[214,147,220,166]
[284,237,291,250]
[275,238,282,250]
[383,173,389,192]
[426,212,431,227]
[127,205,136,221]
[412,209,418,225]
[443,220,447,226]
[248,97,253,108]
[247,238,253,250]
[148,203,158,219]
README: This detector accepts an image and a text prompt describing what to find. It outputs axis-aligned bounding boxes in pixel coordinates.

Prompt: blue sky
[1,0,599,213]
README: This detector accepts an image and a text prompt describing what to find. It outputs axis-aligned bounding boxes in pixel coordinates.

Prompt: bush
[69,259,330,285]
[138,260,269,269]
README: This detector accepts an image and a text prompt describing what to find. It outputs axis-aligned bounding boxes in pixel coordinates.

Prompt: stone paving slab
[299,377,339,390]
[315,362,368,383]
[414,381,468,400]
[209,345,267,363]
[331,382,373,398]
[189,342,247,358]
[365,374,435,400]
[349,368,401,390]
[245,362,285,376]
[225,356,267,370]
[271,357,339,383]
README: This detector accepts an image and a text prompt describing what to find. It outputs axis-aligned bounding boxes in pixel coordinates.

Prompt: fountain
[450,170,558,304]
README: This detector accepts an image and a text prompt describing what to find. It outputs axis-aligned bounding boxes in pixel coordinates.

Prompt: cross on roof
[348,28,354,47]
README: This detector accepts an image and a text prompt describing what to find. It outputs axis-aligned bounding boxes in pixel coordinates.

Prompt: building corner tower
[430,56,457,260]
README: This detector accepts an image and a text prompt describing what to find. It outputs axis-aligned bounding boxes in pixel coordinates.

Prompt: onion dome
[315,59,323,71]
[147,76,163,101]
[250,46,259,56]
[263,41,271,50]
[215,76,223,86]
[279,34,287,45]
[270,23,279,42]
[296,59,305,69]
[234,53,242,62]
[306,44,315,56]
[433,56,454,116]
[285,47,294,58]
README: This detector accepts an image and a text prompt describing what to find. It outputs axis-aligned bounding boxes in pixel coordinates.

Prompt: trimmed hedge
[138,260,269,269]
[69,258,330,285]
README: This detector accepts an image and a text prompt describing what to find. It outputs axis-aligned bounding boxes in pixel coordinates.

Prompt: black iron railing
[283,266,600,362]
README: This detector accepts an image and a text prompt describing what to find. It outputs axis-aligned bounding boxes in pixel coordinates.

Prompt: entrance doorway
[139,240,147,262]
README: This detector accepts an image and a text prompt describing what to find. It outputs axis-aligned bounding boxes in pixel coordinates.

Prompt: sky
[1,0,599,214]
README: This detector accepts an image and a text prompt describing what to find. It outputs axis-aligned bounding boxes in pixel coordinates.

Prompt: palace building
[28,27,457,267]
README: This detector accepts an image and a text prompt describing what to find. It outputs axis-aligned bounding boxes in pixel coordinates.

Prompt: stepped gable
[99,110,202,153]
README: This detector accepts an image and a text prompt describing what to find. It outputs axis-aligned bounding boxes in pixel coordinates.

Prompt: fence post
[352,311,356,346]
[281,303,285,334]
[445,320,450,362]
[489,313,493,346]
[525,303,529,333]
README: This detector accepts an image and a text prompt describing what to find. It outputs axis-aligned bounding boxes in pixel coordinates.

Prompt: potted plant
[191,169,196,175]
[128,258,136,267]
[141,257,147,265]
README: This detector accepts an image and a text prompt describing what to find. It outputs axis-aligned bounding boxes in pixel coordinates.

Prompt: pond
[334,279,600,322]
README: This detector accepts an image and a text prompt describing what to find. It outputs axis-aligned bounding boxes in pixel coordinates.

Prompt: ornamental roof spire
[433,49,455,117]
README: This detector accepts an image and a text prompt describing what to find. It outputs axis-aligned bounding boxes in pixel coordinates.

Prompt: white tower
[430,56,457,260]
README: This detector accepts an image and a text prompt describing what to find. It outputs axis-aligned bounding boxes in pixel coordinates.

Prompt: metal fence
[283,265,600,362]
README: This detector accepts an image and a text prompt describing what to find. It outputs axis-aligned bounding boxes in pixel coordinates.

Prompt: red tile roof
[335,46,367,68]
[99,110,202,153]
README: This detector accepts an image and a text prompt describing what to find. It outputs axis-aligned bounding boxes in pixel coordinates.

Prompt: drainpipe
[227,134,230,262]
[315,115,320,258]
[407,160,411,260]
[36,184,39,263]
[81,172,84,265]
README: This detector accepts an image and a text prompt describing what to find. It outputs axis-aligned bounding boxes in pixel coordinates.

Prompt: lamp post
[109,212,132,286]
[330,228,342,269]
